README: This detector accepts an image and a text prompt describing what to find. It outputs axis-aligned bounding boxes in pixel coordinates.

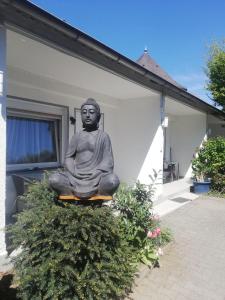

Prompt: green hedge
[9,179,171,299]
[9,179,135,300]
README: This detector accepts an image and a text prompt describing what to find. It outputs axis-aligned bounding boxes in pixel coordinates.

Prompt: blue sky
[30,0,225,104]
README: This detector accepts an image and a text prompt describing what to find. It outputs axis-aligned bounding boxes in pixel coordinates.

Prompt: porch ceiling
[7,30,155,100]
[165,96,205,116]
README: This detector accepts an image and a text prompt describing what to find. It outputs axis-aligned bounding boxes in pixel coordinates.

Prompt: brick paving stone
[127,196,225,300]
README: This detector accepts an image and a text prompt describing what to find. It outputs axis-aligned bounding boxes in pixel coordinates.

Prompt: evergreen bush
[9,179,135,300]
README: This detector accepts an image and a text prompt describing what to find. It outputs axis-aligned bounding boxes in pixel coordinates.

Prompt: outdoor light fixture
[163,116,169,128]
[70,116,76,125]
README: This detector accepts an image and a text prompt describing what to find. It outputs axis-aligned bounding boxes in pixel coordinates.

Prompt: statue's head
[81,98,101,130]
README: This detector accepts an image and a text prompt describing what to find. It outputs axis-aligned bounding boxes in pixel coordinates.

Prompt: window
[7,114,59,165]
[7,97,68,171]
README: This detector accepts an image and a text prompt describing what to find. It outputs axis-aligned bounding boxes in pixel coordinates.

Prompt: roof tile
[136,50,186,90]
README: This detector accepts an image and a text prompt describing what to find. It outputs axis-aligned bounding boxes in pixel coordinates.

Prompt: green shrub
[9,179,135,300]
[192,137,225,191]
[114,182,171,267]
[114,183,153,248]
[159,227,173,246]
[211,173,225,193]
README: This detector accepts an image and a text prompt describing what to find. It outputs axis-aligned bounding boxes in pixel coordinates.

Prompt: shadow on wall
[0,71,6,120]
[169,114,207,178]
[208,123,225,138]
[0,70,7,227]
[115,96,163,188]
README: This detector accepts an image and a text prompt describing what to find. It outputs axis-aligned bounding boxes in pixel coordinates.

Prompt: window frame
[7,97,69,172]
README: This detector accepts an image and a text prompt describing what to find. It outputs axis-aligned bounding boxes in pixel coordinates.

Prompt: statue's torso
[75,130,99,164]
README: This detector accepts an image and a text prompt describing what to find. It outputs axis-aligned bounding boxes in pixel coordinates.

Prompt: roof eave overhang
[1,0,225,120]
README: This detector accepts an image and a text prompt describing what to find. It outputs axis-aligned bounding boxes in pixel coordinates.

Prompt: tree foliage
[206,40,225,109]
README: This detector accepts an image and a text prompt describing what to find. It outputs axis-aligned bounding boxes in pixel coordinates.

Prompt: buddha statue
[49,98,120,199]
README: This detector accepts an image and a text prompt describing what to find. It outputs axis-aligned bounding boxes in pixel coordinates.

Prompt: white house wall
[115,95,163,199]
[207,114,225,138]
[0,25,7,256]
[209,124,225,137]
[7,70,120,143]
[169,114,207,177]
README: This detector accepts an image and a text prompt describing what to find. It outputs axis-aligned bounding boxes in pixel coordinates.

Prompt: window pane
[7,116,58,164]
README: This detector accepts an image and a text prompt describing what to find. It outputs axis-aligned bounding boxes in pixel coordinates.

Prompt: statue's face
[81,104,99,129]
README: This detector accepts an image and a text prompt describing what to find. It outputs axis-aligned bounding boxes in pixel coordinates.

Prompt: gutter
[1,0,225,119]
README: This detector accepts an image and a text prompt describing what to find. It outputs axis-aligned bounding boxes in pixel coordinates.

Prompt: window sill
[7,166,63,178]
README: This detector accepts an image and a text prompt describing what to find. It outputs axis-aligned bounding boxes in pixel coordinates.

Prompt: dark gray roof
[136,49,186,90]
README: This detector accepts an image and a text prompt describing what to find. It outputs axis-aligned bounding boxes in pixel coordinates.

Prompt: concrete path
[153,192,199,217]
[128,196,225,300]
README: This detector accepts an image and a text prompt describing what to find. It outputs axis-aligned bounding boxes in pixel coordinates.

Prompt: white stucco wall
[169,114,207,177]
[209,124,225,137]
[0,25,7,256]
[207,115,225,138]
[115,95,163,199]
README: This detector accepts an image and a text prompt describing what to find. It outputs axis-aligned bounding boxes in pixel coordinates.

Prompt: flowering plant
[114,183,171,267]
[147,227,161,239]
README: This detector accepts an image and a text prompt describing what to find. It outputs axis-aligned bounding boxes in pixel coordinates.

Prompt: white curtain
[7,116,57,164]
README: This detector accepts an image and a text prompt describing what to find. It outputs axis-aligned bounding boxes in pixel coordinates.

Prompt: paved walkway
[128,196,225,300]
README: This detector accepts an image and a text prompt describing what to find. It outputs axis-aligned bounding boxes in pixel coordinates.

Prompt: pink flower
[151,231,157,238]
[147,228,161,239]
[155,227,161,235]
[147,231,153,238]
